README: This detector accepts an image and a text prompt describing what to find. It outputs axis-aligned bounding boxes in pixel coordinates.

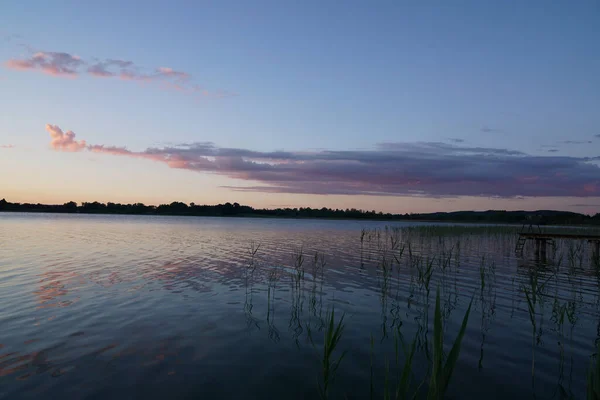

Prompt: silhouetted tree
[0,197,598,224]
[64,201,77,211]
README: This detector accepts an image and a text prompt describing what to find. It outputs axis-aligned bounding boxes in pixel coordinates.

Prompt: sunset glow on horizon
[1,2,599,215]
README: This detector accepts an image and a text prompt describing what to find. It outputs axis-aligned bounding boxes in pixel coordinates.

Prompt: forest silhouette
[1,198,598,225]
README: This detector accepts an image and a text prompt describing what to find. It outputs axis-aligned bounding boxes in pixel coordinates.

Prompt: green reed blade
[441,295,472,393]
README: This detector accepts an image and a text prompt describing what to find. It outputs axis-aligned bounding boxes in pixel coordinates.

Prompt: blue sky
[1,1,599,213]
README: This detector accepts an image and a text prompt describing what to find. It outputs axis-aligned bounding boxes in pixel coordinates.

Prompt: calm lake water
[1,213,600,399]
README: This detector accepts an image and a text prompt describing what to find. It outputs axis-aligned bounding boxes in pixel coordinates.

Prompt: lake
[1,213,599,399]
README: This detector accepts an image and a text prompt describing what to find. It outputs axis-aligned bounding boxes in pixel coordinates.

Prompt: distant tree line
[0,198,598,225]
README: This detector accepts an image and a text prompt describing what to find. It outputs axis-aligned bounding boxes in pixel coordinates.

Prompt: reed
[416,257,435,296]
[393,244,406,269]
[311,308,347,400]
[523,277,537,377]
[370,334,375,400]
[374,288,472,400]
[292,246,306,285]
[310,251,326,320]
[396,329,419,400]
[244,223,599,398]
[588,340,600,400]
[267,264,280,321]
[479,256,486,293]
[247,241,260,279]
[361,228,367,268]
[426,287,473,400]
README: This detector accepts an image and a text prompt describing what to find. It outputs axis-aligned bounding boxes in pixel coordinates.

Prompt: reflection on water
[1,213,600,399]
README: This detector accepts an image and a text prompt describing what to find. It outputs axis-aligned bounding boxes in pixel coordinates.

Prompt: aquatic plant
[244,241,262,330]
[479,256,486,293]
[393,244,406,270]
[368,286,472,399]
[587,340,600,400]
[397,332,420,400]
[400,225,520,238]
[292,246,306,285]
[247,241,261,279]
[523,273,539,377]
[310,308,347,400]
[243,224,600,398]
[310,251,326,322]
[440,243,454,271]
[361,228,367,268]
[380,255,393,301]
[416,257,435,296]
[384,329,420,400]
[370,334,375,400]
[426,287,473,400]
[267,264,280,321]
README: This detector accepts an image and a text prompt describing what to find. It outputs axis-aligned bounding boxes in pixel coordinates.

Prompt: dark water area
[1,213,600,399]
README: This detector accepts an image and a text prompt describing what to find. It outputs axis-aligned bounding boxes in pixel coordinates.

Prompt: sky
[1,1,599,214]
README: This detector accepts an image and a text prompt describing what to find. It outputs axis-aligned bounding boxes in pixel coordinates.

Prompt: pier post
[540,239,547,263]
[520,234,600,266]
[592,240,600,264]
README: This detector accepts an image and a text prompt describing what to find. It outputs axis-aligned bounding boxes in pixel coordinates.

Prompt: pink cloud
[5,48,233,97]
[87,59,135,78]
[87,144,209,168]
[0,144,14,149]
[118,70,140,81]
[88,144,134,156]
[6,52,83,77]
[87,66,114,78]
[46,123,600,199]
[156,67,190,81]
[584,182,599,194]
[45,124,87,151]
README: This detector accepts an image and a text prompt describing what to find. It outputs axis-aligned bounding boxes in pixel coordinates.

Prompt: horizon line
[1,198,597,217]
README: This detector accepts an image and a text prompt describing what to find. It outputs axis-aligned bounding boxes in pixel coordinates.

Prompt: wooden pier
[516,232,600,261]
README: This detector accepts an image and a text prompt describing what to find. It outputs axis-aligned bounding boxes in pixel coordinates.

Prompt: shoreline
[1,209,599,227]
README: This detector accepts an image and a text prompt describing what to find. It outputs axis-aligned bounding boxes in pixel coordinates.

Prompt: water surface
[1,213,599,399]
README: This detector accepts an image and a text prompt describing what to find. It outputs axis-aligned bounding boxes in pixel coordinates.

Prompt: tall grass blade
[397,332,418,400]
[427,287,473,400]
[316,308,347,400]
[442,294,473,393]
[587,340,600,400]
[370,334,374,400]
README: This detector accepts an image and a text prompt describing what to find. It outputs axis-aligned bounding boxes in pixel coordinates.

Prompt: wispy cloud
[480,126,501,133]
[45,124,600,198]
[5,48,234,97]
[547,149,559,153]
[595,134,600,139]
[6,52,84,77]
[562,140,593,145]
[87,59,134,78]
[3,33,23,42]
[447,138,464,143]
[0,144,15,149]
[86,60,191,84]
